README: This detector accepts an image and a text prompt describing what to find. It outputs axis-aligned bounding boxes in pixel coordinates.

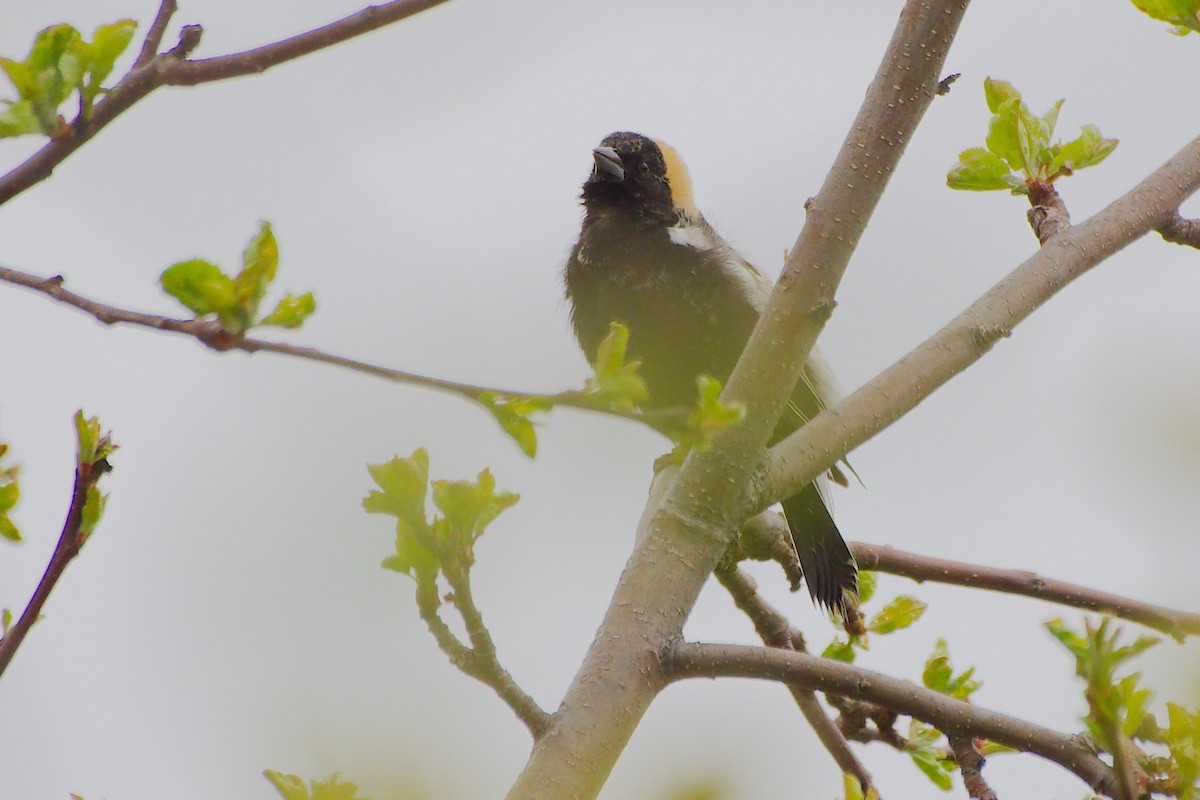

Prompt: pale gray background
[1,1,1198,798]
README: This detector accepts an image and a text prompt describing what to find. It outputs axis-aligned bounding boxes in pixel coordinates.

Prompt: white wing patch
[667,223,716,250]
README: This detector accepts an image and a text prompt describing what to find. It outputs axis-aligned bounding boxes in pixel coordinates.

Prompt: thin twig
[1156,212,1200,248]
[0,264,687,433]
[134,0,178,68]
[442,563,550,737]
[0,0,454,208]
[669,642,1118,797]
[0,453,111,678]
[950,735,999,800]
[715,567,874,792]
[854,542,1200,640]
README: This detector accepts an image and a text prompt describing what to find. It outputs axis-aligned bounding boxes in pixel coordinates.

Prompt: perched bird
[563,131,858,612]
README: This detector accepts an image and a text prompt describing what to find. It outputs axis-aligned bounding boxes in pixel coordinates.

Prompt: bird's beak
[590,146,624,182]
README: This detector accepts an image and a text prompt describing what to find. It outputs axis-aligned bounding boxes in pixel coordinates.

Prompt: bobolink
[563,131,858,612]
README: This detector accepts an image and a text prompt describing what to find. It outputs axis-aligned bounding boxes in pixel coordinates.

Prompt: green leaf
[856,570,877,605]
[478,392,552,458]
[822,638,857,663]
[983,77,1021,114]
[985,96,1027,174]
[679,375,746,450]
[160,259,239,319]
[431,468,519,547]
[946,147,1020,192]
[584,322,649,410]
[81,20,136,95]
[362,449,430,531]
[0,515,19,542]
[910,747,955,791]
[977,740,1017,756]
[0,100,40,137]
[0,481,20,515]
[867,595,926,635]
[78,484,107,540]
[234,222,279,318]
[1130,0,1200,34]
[264,770,369,800]
[1040,98,1065,141]
[260,292,317,328]
[1051,124,1119,175]
[923,638,982,700]
[1,608,11,635]
[1046,618,1091,661]
[265,767,372,800]
[72,410,114,464]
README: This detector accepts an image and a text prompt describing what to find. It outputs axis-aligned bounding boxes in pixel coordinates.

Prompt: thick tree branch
[715,567,873,792]
[505,4,972,797]
[1156,212,1200,248]
[0,450,111,678]
[0,264,686,432]
[668,643,1118,797]
[0,0,453,208]
[854,543,1200,640]
[757,132,1200,524]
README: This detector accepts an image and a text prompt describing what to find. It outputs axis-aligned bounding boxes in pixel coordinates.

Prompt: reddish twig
[854,542,1200,640]
[950,735,999,800]
[1156,212,1200,248]
[0,0,453,208]
[668,642,1119,797]
[134,0,178,68]
[0,264,688,432]
[0,449,112,678]
[715,567,874,792]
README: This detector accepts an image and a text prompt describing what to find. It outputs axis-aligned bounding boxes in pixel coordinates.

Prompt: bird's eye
[637,161,651,175]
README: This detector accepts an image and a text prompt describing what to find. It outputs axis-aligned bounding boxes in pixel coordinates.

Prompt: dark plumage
[563,131,858,612]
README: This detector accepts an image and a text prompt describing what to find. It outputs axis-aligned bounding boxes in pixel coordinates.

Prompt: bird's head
[582,132,698,222]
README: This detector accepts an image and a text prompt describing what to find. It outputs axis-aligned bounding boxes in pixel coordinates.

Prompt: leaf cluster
[362,448,518,582]
[821,573,927,662]
[265,770,371,800]
[947,78,1117,194]
[160,223,316,336]
[73,411,116,541]
[1130,0,1200,34]
[1048,618,1200,798]
[0,20,137,137]
[479,322,744,459]
[0,443,20,543]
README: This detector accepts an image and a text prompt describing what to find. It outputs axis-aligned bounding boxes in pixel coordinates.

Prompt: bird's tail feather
[781,482,858,614]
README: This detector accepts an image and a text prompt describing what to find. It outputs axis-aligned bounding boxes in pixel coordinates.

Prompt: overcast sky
[1,2,1198,799]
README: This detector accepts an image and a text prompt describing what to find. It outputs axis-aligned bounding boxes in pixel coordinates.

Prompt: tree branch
[0,0,453,208]
[1156,212,1200,248]
[134,0,178,68]
[415,564,551,738]
[756,132,1200,524]
[854,542,1200,640]
[157,0,452,85]
[949,735,999,800]
[715,567,874,792]
[0,448,111,678]
[505,5,972,796]
[668,642,1118,797]
[0,264,686,433]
